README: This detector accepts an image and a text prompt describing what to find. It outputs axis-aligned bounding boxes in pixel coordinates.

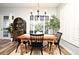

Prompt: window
[30,24,34,30]
[4,16,9,20]
[3,28,8,37]
[45,16,49,21]
[3,16,9,37]
[30,15,49,34]
[45,26,49,34]
[40,15,44,21]
[30,30,33,34]
[35,15,39,21]
[30,15,34,21]
[45,16,49,34]
[30,23,35,34]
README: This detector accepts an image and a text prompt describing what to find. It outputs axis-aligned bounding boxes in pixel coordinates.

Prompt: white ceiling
[0,3,60,8]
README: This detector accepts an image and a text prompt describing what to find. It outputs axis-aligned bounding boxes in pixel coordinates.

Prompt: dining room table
[17,34,57,55]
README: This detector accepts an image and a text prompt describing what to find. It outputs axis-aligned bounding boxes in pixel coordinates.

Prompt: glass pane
[35,15,38,21]
[45,16,49,21]
[45,26,48,34]
[30,24,34,30]
[3,16,9,37]
[30,15,34,20]
[30,30,33,34]
[40,15,44,21]
[3,28,8,37]
[4,16,9,20]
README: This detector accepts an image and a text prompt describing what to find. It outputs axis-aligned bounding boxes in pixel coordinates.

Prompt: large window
[3,16,14,37]
[30,15,49,34]
[3,16,9,37]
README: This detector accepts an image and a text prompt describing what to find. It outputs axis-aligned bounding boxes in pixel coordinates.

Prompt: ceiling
[0,3,61,8]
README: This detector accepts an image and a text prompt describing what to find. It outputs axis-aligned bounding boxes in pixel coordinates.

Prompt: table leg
[20,40,26,55]
[49,41,55,55]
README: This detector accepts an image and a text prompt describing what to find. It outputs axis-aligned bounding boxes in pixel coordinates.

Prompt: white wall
[57,2,79,47]
[0,7,57,34]
[0,16,3,39]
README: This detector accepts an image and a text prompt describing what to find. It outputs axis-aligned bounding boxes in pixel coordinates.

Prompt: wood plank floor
[0,40,70,55]
[0,39,11,49]
[10,45,65,55]
[0,40,17,55]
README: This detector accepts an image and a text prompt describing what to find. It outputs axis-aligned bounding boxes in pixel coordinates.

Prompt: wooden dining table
[17,34,57,55]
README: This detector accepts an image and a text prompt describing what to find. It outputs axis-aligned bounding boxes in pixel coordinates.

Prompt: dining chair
[30,34,44,55]
[15,39,28,53]
[15,31,28,53]
[54,32,62,55]
[48,32,62,55]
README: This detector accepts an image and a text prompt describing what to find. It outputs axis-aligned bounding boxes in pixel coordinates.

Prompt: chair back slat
[30,34,44,42]
[56,32,62,44]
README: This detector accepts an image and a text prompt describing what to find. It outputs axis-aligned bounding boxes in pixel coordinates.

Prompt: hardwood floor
[60,46,71,55]
[0,39,10,49]
[0,40,70,55]
[0,40,17,55]
[10,45,65,55]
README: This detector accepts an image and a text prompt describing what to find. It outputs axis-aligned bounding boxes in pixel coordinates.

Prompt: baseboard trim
[60,39,79,55]
[60,45,74,55]
[62,39,79,48]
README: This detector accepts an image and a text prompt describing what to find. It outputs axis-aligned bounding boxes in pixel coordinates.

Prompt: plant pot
[10,38,13,42]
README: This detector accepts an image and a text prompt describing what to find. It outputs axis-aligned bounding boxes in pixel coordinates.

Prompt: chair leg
[30,48,33,55]
[55,45,57,49]
[41,48,43,55]
[49,42,52,51]
[25,42,27,47]
[58,45,62,55]
[15,42,20,53]
[28,41,30,46]
[25,43,28,53]
[47,42,49,47]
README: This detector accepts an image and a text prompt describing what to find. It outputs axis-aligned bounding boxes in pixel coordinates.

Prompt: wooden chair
[54,32,62,55]
[13,17,27,53]
[30,34,44,55]
[48,32,62,55]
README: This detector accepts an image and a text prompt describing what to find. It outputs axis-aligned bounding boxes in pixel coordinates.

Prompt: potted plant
[35,23,43,34]
[45,15,60,34]
[6,23,13,41]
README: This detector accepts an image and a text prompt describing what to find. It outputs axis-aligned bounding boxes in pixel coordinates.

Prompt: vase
[10,38,13,42]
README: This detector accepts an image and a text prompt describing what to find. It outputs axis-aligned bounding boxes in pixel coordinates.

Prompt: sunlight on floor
[10,46,63,55]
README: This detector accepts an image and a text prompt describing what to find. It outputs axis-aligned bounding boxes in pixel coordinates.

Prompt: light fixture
[37,2,39,17]
[44,11,47,15]
[30,3,47,19]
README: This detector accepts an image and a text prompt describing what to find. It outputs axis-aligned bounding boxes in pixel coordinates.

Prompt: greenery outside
[45,15,60,34]
[35,23,43,33]
[6,23,13,37]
